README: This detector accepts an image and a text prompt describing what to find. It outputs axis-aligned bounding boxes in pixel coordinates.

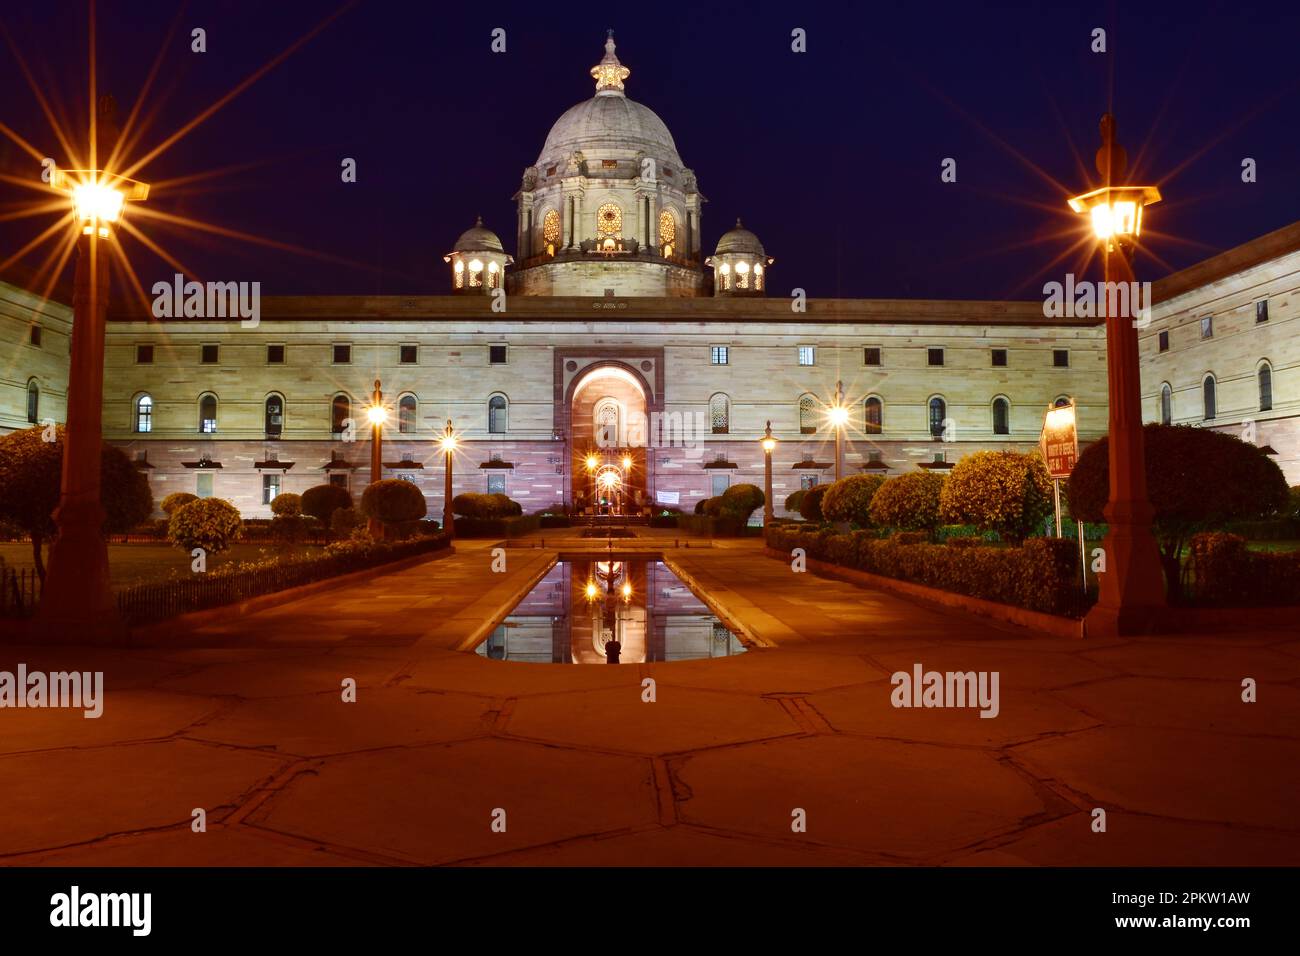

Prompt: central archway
[568,364,650,515]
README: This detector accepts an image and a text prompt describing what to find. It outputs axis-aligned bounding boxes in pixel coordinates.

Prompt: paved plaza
[3,533,1298,866]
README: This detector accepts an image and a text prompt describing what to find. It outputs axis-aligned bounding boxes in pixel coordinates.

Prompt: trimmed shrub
[360,479,427,524]
[1189,531,1300,605]
[720,483,765,523]
[270,492,302,517]
[800,483,830,523]
[822,474,888,526]
[453,514,542,538]
[869,472,947,531]
[453,492,523,519]
[784,489,806,514]
[1068,424,1290,601]
[301,484,353,524]
[330,506,362,537]
[941,450,1053,545]
[168,497,243,554]
[270,513,307,544]
[161,492,199,516]
[693,497,711,516]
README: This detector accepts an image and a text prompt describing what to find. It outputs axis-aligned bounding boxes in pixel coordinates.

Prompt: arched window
[468,259,484,288]
[735,260,750,290]
[754,262,764,291]
[488,261,500,289]
[1160,383,1172,425]
[1054,396,1071,408]
[399,394,417,434]
[710,393,730,434]
[488,394,507,434]
[1259,362,1273,412]
[453,259,465,289]
[597,202,622,238]
[25,379,39,424]
[864,396,883,434]
[1202,375,1216,420]
[798,394,817,435]
[928,397,947,438]
[719,263,731,291]
[331,394,351,435]
[135,394,153,433]
[199,394,218,434]
[542,209,561,255]
[992,396,1010,435]
[594,399,619,447]
[265,394,284,437]
[659,209,676,256]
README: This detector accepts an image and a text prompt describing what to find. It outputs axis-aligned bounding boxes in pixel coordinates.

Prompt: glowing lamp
[55,169,149,239]
[828,405,850,427]
[1067,185,1160,242]
[585,582,598,600]
[622,455,632,470]
[621,583,632,599]
[586,455,598,471]
[366,406,387,426]
[761,436,777,453]
[439,433,457,453]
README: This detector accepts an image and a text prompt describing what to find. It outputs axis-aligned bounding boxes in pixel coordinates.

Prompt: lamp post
[761,421,777,526]
[35,137,149,642]
[440,419,457,540]
[828,380,849,482]
[364,380,387,535]
[1067,113,1166,636]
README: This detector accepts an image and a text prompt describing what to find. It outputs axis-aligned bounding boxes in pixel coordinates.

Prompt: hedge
[677,513,752,537]
[453,514,541,538]
[767,524,1087,617]
[1188,532,1300,605]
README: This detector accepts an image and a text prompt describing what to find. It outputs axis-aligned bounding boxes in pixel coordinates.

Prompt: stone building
[0,279,70,434]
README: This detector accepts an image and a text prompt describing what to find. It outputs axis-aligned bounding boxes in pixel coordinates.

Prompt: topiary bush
[800,483,830,523]
[360,479,427,524]
[1068,424,1290,601]
[167,497,243,554]
[301,484,353,525]
[784,489,806,514]
[821,474,888,526]
[940,451,1053,546]
[330,506,361,537]
[1188,531,1300,605]
[270,492,302,517]
[869,471,947,532]
[161,492,199,516]
[719,483,765,522]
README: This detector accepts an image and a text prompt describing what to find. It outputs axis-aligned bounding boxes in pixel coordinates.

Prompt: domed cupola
[706,219,773,296]
[442,216,513,294]
[510,32,707,297]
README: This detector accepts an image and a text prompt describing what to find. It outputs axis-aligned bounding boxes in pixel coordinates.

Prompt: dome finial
[591,31,630,95]
[475,214,484,227]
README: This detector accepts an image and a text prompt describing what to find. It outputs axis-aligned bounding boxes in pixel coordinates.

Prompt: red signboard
[1039,402,1079,479]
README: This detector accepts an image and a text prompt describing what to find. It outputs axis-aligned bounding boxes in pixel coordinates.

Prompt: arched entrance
[567,364,650,516]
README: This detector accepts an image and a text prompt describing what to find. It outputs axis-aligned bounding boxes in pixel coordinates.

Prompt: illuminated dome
[452,216,505,254]
[714,219,766,257]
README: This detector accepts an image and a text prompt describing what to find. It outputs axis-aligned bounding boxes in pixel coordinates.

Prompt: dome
[714,219,765,256]
[453,216,504,254]
[535,35,683,168]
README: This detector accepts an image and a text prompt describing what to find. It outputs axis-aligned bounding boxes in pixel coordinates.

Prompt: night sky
[2,0,1299,302]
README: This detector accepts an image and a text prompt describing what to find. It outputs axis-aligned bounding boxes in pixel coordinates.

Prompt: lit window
[488,261,500,288]
[262,474,281,504]
[735,260,749,290]
[135,394,153,433]
[597,202,622,238]
[864,397,882,434]
[710,394,730,434]
[992,397,1009,435]
[454,259,465,289]
[659,210,675,255]
[468,259,484,288]
[487,473,506,495]
[196,473,213,498]
[488,394,507,433]
[399,394,417,433]
[711,345,728,365]
[711,473,730,497]
[798,346,814,366]
[199,394,218,434]
[754,263,763,291]
[1259,364,1273,411]
[799,394,817,434]
[1160,383,1172,425]
[542,209,561,252]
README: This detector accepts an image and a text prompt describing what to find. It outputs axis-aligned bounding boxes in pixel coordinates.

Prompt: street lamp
[1068,113,1166,637]
[828,380,848,482]
[364,380,388,535]
[440,419,457,540]
[760,420,777,526]
[35,156,149,643]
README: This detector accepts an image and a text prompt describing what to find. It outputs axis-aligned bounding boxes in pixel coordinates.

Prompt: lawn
[0,541,324,590]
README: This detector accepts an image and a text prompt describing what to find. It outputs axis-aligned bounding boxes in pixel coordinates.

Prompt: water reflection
[477,559,746,664]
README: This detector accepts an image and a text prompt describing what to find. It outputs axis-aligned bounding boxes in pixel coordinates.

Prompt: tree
[167,497,243,554]
[360,479,427,537]
[940,451,1052,545]
[822,474,888,526]
[301,484,353,524]
[270,492,302,517]
[800,483,831,523]
[0,426,152,581]
[1067,424,1289,599]
[161,492,198,516]
[869,471,947,531]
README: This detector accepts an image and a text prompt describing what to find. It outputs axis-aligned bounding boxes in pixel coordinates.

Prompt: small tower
[706,219,773,296]
[443,216,513,293]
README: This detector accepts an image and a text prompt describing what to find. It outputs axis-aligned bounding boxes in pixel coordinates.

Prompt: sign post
[1039,400,1085,592]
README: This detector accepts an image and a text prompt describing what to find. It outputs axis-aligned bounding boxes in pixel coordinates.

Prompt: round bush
[360,479,428,524]
[822,474,887,526]
[869,471,947,531]
[270,492,302,517]
[487,492,523,517]
[800,483,831,523]
[301,484,353,523]
[693,497,711,516]
[940,451,1052,545]
[453,492,520,519]
[720,483,765,521]
[784,489,806,514]
[167,497,242,554]
[161,492,198,516]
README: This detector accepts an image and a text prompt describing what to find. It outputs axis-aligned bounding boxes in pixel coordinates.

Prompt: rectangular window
[487,473,507,494]
[1158,330,1169,352]
[328,473,349,490]
[800,475,818,491]
[1256,300,1269,323]
[333,344,351,364]
[267,344,285,364]
[711,345,729,365]
[868,451,883,464]
[201,344,219,364]
[798,346,815,366]
[1200,316,1213,339]
[991,349,1007,367]
[927,348,944,367]
[29,326,41,347]
[864,347,881,366]
[601,159,618,168]
[136,344,154,364]
[1053,349,1069,368]
[262,473,281,504]
[710,473,731,497]
[400,344,418,364]
[196,473,213,498]
[488,344,507,364]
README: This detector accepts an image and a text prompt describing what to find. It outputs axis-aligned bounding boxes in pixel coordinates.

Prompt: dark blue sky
[3,0,1299,301]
